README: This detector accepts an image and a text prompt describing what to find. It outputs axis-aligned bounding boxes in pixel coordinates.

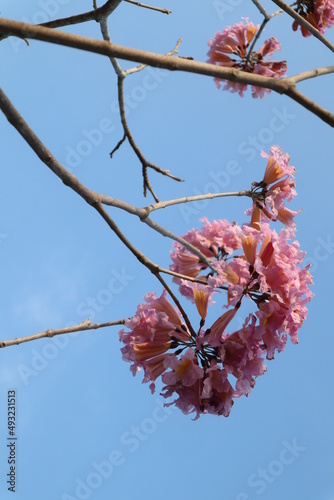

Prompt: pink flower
[193,286,211,321]
[118,290,190,385]
[201,363,235,417]
[163,349,204,387]
[249,146,298,228]
[207,20,287,98]
[170,218,242,301]
[206,307,239,346]
[220,316,267,396]
[292,0,334,36]
[161,350,205,420]
[162,355,236,419]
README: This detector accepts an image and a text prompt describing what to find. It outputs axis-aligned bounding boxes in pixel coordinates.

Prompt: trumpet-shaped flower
[207,20,287,98]
[249,146,298,228]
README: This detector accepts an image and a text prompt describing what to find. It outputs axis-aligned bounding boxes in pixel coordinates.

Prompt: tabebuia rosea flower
[248,146,299,229]
[119,147,313,419]
[207,19,287,98]
[292,0,334,36]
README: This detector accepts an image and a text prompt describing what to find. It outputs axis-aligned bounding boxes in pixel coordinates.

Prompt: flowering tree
[0,0,333,421]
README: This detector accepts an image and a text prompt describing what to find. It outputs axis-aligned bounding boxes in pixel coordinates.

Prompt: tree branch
[0,319,125,348]
[0,0,123,42]
[141,190,252,215]
[0,18,333,126]
[289,66,334,84]
[124,0,171,14]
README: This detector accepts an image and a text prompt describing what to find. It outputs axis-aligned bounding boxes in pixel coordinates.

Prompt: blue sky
[1,1,334,499]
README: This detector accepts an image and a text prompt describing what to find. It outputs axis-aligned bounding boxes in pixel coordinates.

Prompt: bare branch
[97,18,181,198]
[142,190,252,215]
[284,85,334,123]
[124,38,182,76]
[0,0,123,40]
[110,133,126,158]
[0,319,125,348]
[124,0,171,14]
[116,65,182,200]
[289,66,334,84]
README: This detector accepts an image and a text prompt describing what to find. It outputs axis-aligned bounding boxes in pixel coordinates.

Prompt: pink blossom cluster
[292,0,334,36]
[207,20,287,98]
[119,147,313,419]
[248,146,299,228]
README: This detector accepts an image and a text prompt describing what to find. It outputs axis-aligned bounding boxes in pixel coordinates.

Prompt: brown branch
[97,18,181,200]
[116,75,183,200]
[124,38,182,77]
[284,85,334,123]
[110,133,126,158]
[124,0,171,14]
[0,319,125,348]
[117,75,158,201]
[141,190,252,215]
[0,0,123,43]
[0,18,333,126]
[289,66,334,84]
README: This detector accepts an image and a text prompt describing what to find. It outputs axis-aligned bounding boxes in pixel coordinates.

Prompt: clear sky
[1,1,334,499]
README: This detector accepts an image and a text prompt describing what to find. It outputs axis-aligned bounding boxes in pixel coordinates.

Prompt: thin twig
[116,73,182,200]
[252,0,270,18]
[124,38,182,76]
[247,1,283,61]
[98,19,181,199]
[110,133,126,158]
[124,0,171,14]
[289,66,334,84]
[5,0,122,35]
[0,319,125,348]
[117,75,158,200]
[141,190,252,215]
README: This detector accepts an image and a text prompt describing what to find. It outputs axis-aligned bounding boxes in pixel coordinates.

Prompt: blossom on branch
[119,147,313,419]
[207,20,287,98]
[292,0,334,36]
